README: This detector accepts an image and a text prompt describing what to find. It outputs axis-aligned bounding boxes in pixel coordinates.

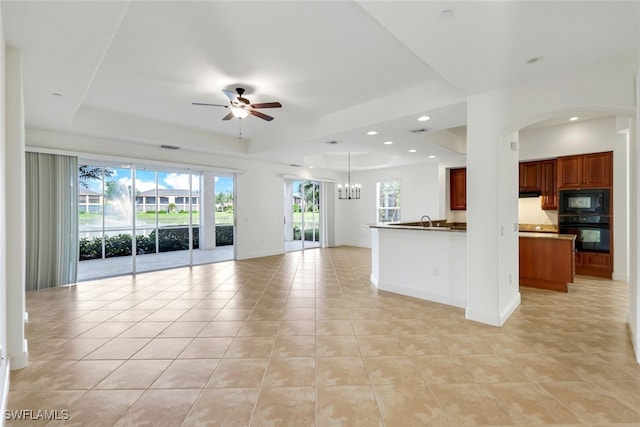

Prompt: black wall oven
[558,215,610,253]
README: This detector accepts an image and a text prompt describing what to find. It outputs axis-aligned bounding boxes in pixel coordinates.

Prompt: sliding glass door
[77,161,232,281]
[285,179,321,251]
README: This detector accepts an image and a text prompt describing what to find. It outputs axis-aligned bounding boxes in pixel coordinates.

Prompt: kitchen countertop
[518,223,558,233]
[369,222,466,232]
[519,232,575,241]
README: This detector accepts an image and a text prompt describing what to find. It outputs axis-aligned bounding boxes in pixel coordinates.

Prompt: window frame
[376,179,401,224]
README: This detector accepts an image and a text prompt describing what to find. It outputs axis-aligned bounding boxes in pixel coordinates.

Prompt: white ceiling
[2,1,638,170]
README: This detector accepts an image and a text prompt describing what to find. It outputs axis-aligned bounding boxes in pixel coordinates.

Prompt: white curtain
[25,152,78,290]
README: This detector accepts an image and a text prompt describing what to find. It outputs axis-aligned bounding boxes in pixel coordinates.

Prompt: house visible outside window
[376,180,400,223]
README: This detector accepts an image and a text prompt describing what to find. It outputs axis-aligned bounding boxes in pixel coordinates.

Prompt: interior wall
[335,161,440,248]
[630,69,640,363]
[519,116,618,160]
[518,198,557,225]
[466,54,635,327]
[6,46,27,370]
[0,3,9,405]
[519,115,628,280]
[25,128,341,261]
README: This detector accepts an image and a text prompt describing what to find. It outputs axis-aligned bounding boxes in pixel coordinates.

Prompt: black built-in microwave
[558,189,610,215]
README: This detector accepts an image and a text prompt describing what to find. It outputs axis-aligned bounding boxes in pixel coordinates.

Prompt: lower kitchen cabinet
[519,234,575,292]
[575,251,612,278]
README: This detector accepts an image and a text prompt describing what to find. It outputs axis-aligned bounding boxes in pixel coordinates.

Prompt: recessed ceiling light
[366,131,378,136]
[569,116,579,121]
[309,166,314,169]
[384,141,393,145]
[439,9,454,19]
[409,149,417,153]
[428,155,437,159]
[526,57,541,65]
[418,115,430,122]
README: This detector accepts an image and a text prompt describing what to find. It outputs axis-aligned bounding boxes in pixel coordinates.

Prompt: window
[376,180,400,223]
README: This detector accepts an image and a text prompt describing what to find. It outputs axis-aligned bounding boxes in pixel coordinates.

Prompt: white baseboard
[336,241,370,249]
[236,249,284,260]
[466,292,521,327]
[612,272,629,282]
[9,340,28,370]
[376,280,466,308]
[627,311,640,365]
[1,359,9,427]
[370,273,379,288]
[466,308,501,326]
[499,292,521,325]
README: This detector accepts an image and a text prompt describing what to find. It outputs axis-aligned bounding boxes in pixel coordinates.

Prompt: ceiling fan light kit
[231,106,249,119]
[192,87,282,122]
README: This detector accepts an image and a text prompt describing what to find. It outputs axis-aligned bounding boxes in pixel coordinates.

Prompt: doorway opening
[284,179,321,251]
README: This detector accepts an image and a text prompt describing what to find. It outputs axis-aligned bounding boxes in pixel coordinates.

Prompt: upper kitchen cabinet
[583,152,613,188]
[519,161,542,193]
[557,151,613,189]
[450,167,466,210]
[540,159,558,210]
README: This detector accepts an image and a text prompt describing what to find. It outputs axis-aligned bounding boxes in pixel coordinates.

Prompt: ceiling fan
[192,87,282,121]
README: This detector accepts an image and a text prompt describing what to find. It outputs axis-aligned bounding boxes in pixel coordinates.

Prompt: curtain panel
[25,152,78,290]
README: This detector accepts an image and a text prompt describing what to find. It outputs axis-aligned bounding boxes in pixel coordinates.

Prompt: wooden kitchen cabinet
[576,251,612,278]
[449,167,466,210]
[574,251,583,269]
[519,234,575,292]
[557,155,582,188]
[540,159,557,210]
[519,161,542,192]
[583,152,613,188]
[557,151,612,189]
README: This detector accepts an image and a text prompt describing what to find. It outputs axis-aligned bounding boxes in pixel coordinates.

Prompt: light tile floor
[8,246,640,426]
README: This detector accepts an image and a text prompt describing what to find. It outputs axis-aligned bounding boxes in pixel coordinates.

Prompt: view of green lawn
[79,211,317,228]
[79,211,235,226]
[292,212,320,224]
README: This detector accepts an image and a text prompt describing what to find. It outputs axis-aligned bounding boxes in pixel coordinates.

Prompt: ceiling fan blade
[192,102,228,107]
[222,112,234,120]
[250,102,282,109]
[237,97,250,105]
[249,110,274,121]
[223,89,236,102]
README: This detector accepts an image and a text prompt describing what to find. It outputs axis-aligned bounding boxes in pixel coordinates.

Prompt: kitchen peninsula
[369,222,467,308]
[370,222,577,308]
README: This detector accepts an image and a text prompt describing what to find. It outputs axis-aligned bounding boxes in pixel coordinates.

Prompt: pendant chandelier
[337,152,361,200]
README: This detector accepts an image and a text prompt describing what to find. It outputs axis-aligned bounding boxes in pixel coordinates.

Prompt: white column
[613,118,630,282]
[465,94,521,327]
[6,47,27,369]
[629,70,640,362]
[0,6,9,381]
[284,180,293,241]
[200,173,216,249]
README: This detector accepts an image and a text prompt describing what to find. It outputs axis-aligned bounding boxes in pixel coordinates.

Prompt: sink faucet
[421,215,433,227]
